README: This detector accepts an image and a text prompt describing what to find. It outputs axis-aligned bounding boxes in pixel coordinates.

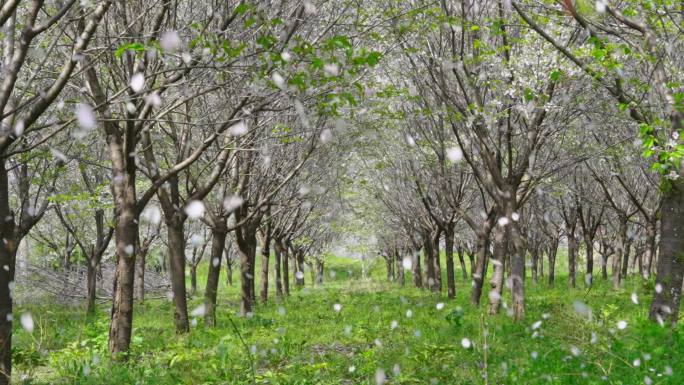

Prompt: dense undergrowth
[13,256,683,384]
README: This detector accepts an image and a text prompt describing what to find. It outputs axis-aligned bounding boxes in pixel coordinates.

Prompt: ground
[13,255,684,384]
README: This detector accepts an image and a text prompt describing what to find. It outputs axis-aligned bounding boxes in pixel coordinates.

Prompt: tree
[0,2,111,382]
[512,0,683,324]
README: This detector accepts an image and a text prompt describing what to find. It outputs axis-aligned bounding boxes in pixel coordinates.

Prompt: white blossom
[185,200,205,219]
[229,121,248,137]
[20,313,34,333]
[160,30,182,52]
[130,73,145,92]
[446,147,463,162]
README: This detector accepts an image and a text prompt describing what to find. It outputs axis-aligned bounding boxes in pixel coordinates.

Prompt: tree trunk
[315,261,324,285]
[167,221,189,333]
[649,179,684,324]
[412,248,422,288]
[584,235,594,287]
[190,265,197,297]
[0,166,16,382]
[205,228,226,327]
[470,231,490,305]
[613,218,628,289]
[395,250,405,286]
[635,246,644,278]
[385,256,393,281]
[135,249,146,302]
[236,226,257,315]
[225,246,233,286]
[432,230,442,293]
[456,244,468,280]
[599,242,609,280]
[509,226,526,321]
[488,225,506,315]
[282,241,290,295]
[274,238,283,297]
[621,240,632,279]
[108,206,139,358]
[568,230,577,288]
[86,259,98,315]
[295,251,305,287]
[531,247,539,285]
[548,237,558,287]
[260,231,270,303]
[445,225,456,299]
[644,221,657,279]
[423,234,435,291]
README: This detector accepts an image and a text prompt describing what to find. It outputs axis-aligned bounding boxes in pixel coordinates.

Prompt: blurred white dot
[20,313,34,333]
[160,30,181,52]
[130,73,145,92]
[185,200,205,219]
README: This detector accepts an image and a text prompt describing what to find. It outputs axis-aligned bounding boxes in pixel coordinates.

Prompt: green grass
[12,254,683,384]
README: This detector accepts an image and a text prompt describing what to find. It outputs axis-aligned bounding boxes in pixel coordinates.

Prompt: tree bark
[470,225,492,305]
[456,243,468,280]
[445,225,456,299]
[274,238,283,297]
[584,235,594,287]
[385,255,393,281]
[0,166,16,382]
[509,225,526,320]
[613,217,628,289]
[282,240,290,295]
[649,179,684,324]
[423,234,435,291]
[108,206,139,358]
[621,240,632,279]
[204,228,226,327]
[547,237,558,287]
[236,225,257,315]
[166,221,189,333]
[568,230,577,288]
[86,259,98,315]
[432,229,442,293]
[295,251,305,287]
[225,245,233,286]
[190,265,198,297]
[395,250,405,286]
[644,221,657,279]
[488,225,506,315]
[412,248,422,288]
[315,261,324,285]
[135,249,146,302]
[259,230,271,303]
[531,247,539,285]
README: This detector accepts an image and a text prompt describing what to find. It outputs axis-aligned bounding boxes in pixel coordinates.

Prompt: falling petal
[160,30,181,52]
[185,200,205,219]
[130,72,145,92]
[20,313,34,333]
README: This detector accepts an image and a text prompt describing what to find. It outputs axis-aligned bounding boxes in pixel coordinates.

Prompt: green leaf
[114,43,146,58]
[234,3,250,15]
[366,51,382,66]
[524,87,535,101]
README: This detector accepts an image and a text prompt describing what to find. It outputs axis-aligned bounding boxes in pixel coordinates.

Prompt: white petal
[130,73,145,93]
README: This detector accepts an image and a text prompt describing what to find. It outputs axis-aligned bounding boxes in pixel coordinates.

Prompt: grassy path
[13,256,683,384]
